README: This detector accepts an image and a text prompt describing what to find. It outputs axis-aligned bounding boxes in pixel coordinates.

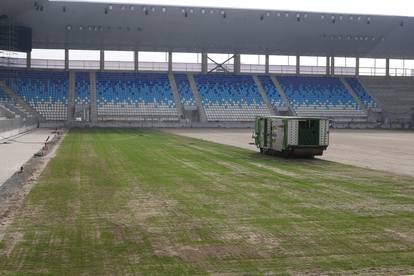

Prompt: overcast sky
[53,0,414,17]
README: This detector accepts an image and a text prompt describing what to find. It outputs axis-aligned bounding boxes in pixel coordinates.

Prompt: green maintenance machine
[253,116,330,157]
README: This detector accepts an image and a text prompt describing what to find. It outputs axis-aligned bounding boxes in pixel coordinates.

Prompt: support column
[325,57,330,75]
[201,53,208,74]
[234,54,240,74]
[355,57,360,76]
[65,49,69,71]
[168,51,173,73]
[134,51,138,72]
[265,54,269,74]
[330,57,335,76]
[100,50,104,71]
[296,55,300,75]
[386,58,390,77]
[26,51,31,69]
[68,71,76,122]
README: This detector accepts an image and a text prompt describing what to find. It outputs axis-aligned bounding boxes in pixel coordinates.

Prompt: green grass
[1,128,414,274]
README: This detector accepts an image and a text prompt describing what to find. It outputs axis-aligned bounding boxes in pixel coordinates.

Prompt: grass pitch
[1,128,414,274]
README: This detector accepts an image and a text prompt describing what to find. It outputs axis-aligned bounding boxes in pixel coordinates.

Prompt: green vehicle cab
[253,116,330,157]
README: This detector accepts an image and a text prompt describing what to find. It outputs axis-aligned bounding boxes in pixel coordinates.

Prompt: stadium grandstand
[0,0,413,133]
[1,0,414,274]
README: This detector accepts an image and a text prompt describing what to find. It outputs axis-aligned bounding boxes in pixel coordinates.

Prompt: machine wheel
[259,148,264,154]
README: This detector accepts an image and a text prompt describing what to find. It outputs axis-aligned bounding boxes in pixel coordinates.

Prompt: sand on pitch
[163,128,414,177]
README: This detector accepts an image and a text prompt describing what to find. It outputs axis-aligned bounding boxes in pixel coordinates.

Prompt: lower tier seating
[96,72,178,121]
[4,71,68,120]
[345,77,379,109]
[194,74,270,121]
[278,76,367,120]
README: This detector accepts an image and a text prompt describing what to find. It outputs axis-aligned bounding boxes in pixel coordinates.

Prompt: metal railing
[31,59,65,69]
[0,57,26,68]
[138,61,168,71]
[268,65,296,74]
[334,66,356,75]
[69,60,100,70]
[171,62,202,72]
[104,61,135,71]
[240,64,266,73]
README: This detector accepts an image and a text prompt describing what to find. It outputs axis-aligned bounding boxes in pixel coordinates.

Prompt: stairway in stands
[0,80,41,120]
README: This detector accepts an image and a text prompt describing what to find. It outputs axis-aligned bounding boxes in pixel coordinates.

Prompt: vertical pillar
[355,57,360,76]
[330,57,335,75]
[326,56,330,75]
[386,58,390,77]
[234,54,240,74]
[26,51,31,69]
[134,51,138,72]
[100,50,104,71]
[296,55,300,75]
[65,49,69,70]
[201,53,208,74]
[265,54,269,74]
[168,51,173,73]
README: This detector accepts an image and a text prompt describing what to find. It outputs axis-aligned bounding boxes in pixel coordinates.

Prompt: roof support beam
[234,54,240,74]
[99,50,104,71]
[265,55,269,74]
[26,51,31,69]
[356,57,360,76]
[65,49,69,71]
[134,51,138,72]
[201,53,207,74]
[168,51,172,73]
[386,58,390,77]
[296,55,300,75]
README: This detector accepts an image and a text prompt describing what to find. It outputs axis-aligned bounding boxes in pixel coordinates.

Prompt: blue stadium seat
[345,78,379,109]
[75,72,90,106]
[96,72,178,121]
[194,74,270,121]
[5,70,68,120]
[277,76,366,119]
[258,75,286,109]
[175,74,196,106]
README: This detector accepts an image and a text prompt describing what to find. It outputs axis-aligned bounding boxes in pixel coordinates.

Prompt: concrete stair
[0,80,43,120]
[253,75,276,115]
[269,76,296,116]
[340,78,367,112]
[187,73,207,122]
[168,73,184,119]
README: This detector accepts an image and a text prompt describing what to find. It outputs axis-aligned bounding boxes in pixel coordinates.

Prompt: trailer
[253,116,330,157]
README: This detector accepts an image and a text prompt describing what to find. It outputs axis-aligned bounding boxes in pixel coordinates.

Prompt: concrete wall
[0,117,38,139]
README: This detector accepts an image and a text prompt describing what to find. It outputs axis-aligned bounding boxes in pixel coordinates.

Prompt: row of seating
[4,71,68,120]
[175,74,196,106]
[0,70,381,122]
[75,72,91,106]
[96,72,178,120]
[277,76,366,119]
[194,74,270,121]
[345,77,379,109]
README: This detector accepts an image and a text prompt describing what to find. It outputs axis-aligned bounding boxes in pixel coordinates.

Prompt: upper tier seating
[194,74,270,121]
[345,77,379,109]
[75,72,90,107]
[258,75,287,110]
[175,74,196,106]
[277,76,366,120]
[96,72,178,121]
[5,71,68,120]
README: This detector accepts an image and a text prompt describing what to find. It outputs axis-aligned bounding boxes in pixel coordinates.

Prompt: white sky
[52,0,414,17]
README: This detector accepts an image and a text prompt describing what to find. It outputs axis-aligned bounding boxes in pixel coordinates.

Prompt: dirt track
[163,128,414,177]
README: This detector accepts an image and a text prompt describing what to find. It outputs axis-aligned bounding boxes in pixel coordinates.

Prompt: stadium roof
[1,0,414,58]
